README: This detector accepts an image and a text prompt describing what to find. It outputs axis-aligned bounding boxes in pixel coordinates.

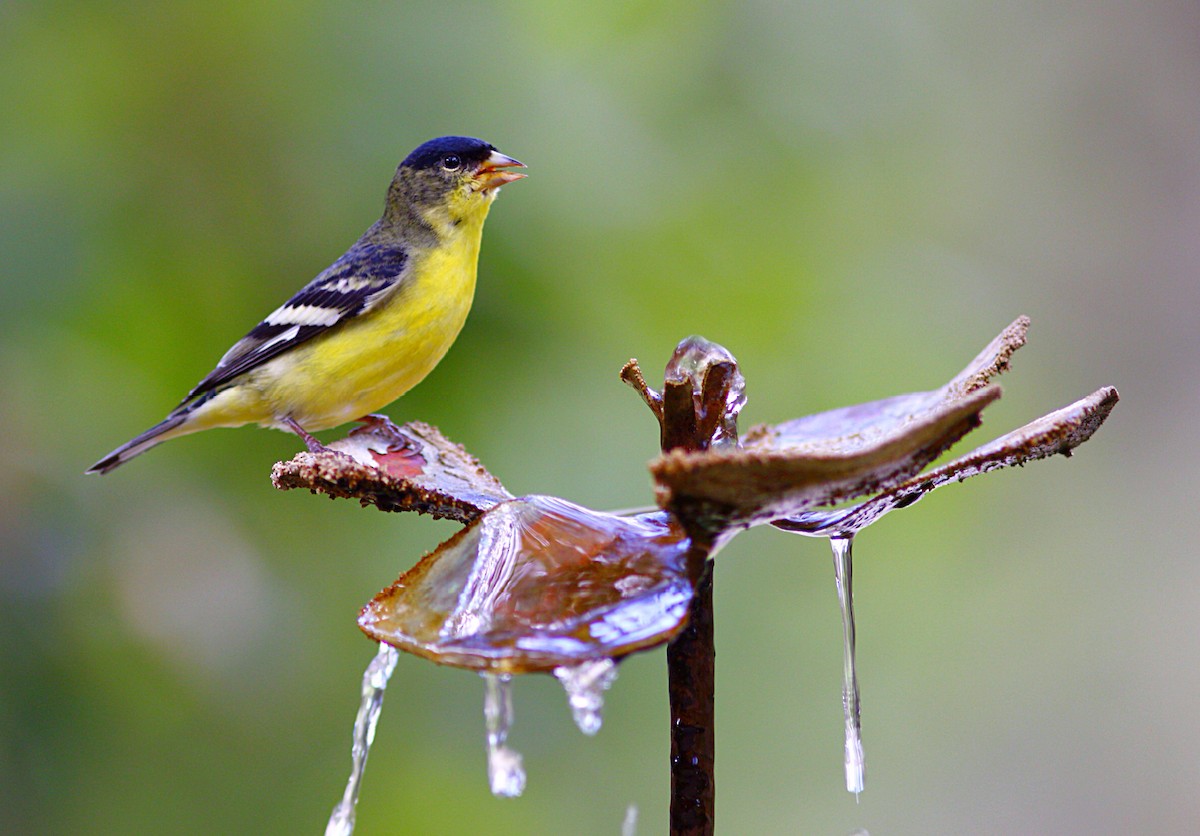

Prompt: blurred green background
[2,1,1194,833]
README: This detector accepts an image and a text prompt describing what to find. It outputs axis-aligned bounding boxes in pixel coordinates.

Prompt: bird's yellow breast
[237,212,488,431]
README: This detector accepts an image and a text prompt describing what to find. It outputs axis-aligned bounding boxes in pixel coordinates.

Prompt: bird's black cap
[401,136,497,171]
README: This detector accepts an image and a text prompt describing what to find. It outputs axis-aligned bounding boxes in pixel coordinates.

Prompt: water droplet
[621,803,639,836]
[832,536,865,797]
[482,673,525,797]
[554,658,619,735]
[325,642,400,836]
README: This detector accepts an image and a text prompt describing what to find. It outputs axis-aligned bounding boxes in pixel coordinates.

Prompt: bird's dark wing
[179,243,409,405]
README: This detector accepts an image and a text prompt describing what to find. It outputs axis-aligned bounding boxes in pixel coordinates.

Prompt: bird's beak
[473,150,527,192]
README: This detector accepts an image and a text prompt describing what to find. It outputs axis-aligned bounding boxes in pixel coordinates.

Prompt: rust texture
[774,386,1119,537]
[654,386,997,529]
[651,317,1040,529]
[630,337,746,836]
[668,558,715,836]
[271,419,510,523]
[620,358,664,422]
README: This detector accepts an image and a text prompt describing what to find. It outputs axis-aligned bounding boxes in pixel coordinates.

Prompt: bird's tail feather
[87,412,191,475]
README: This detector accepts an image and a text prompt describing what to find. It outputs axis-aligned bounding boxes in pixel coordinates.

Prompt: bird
[88,136,525,474]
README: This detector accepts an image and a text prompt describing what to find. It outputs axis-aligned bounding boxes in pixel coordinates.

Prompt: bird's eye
[441,154,462,171]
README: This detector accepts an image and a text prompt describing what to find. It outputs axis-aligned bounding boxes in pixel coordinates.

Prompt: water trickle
[831,536,865,797]
[621,803,639,836]
[325,642,400,836]
[554,658,619,735]
[482,673,526,797]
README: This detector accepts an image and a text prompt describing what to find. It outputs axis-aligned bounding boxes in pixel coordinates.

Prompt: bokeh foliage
[1,2,1194,833]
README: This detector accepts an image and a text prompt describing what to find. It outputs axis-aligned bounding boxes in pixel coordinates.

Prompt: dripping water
[832,536,865,797]
[554,658,619,735]
[325,642,400,836]
[482,673,526,797]
[621,803,638,836]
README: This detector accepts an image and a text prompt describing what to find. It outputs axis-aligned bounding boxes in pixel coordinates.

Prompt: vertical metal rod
[668,557,716,835]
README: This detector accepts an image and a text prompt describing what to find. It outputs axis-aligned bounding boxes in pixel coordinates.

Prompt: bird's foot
[354,413,394,433]
[354,413,419,453]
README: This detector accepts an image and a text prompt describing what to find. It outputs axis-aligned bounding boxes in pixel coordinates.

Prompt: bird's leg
[282,416,329,454]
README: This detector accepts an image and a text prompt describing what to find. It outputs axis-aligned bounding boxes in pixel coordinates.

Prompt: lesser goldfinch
[88,136,524,474]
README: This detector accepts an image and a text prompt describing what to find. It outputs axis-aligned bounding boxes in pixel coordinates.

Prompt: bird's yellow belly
[249,243,479,431]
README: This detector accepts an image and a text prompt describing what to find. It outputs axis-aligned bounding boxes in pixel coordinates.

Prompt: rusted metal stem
[668,556,716,835]
[633,340,741,836]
